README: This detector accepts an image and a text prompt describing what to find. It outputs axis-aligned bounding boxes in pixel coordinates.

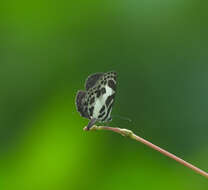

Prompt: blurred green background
[1,0,208,189]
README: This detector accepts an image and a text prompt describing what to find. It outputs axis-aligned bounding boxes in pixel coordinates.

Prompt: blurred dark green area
[0,0,208,189]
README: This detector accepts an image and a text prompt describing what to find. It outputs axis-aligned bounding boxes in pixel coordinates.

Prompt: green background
[1,0,208,189]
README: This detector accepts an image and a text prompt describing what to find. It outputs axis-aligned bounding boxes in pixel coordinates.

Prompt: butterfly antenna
[112,115,132,122]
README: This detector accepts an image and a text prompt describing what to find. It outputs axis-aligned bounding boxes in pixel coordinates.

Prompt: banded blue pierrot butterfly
[75,71,117,130]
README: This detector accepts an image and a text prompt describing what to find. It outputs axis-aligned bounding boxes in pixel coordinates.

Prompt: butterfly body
[76,71,117,129]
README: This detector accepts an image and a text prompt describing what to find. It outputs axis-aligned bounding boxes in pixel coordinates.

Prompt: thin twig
[84,125,208,179]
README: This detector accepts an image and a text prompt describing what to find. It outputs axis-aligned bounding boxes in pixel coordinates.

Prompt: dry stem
[84,125,208,179]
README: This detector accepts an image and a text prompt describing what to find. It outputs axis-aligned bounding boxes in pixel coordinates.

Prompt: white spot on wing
[93,85,113,119]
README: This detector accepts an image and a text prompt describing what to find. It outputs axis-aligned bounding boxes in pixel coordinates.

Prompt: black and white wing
[75,90,89,119]
[75,72,103,119]
[75,71,117,130]
[85,72,104,91]
[86,71,117,122]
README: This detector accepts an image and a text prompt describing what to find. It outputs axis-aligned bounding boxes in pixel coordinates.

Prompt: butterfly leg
[86,118,97,130]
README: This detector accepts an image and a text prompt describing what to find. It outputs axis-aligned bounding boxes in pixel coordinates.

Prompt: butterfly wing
[75,90,89,119]
[76,71,117,130]
[86,71,117,123]
[99,71,117,122]
[85,72,104,91]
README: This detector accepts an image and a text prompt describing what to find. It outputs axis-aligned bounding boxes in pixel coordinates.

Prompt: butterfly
[75,71,117,130]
